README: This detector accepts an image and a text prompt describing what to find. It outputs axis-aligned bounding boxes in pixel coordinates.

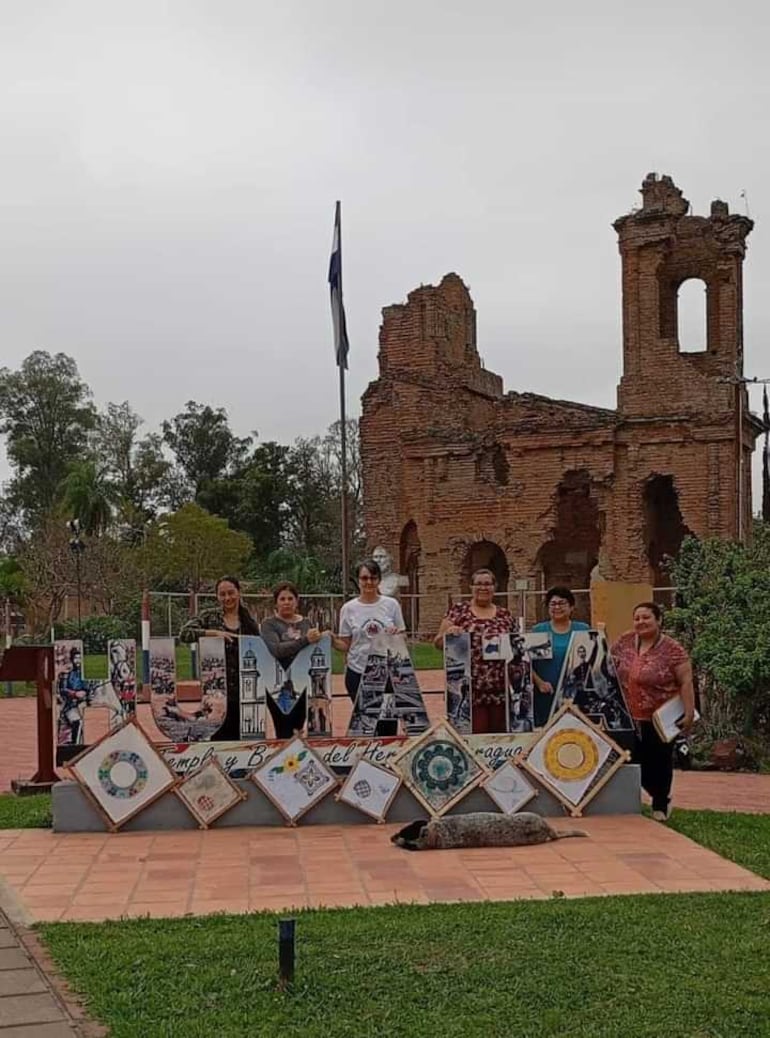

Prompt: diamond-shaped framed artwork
[336,759,402,822]
[68,717,178,831]
[482,761,538,815]
[250,737,338,826]
[175,757,247,829]
[389,722,490,818]
[521,703,631,817]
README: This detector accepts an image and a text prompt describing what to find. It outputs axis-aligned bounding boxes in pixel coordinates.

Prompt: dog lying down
[391,812,588,851]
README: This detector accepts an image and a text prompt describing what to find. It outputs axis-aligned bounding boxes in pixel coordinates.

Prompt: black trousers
[344,667,362,703]
[633,721,674,813]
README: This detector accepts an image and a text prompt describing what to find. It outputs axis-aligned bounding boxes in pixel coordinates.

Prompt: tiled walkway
[0,815,767,925]
[0,909,81,1036]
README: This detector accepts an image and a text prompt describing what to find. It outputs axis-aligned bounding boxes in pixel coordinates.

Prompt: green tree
[0,351,97,522]
[141,503,252,592]
[95,402,172,531]
[248,547,330,593]
[60,460,116,535]
[198,441,289,554]
[162,401,251,499]
[667,526,770,737]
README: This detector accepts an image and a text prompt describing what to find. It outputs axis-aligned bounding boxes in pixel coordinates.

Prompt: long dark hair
[216,575,259,635]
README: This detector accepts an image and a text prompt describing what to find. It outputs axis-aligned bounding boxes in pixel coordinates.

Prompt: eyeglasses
[358,575,378,583]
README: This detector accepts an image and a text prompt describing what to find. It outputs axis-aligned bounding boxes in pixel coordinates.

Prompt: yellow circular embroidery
[543,728,599,781]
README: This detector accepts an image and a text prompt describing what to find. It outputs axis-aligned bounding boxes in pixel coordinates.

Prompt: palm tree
[60,460,116,535]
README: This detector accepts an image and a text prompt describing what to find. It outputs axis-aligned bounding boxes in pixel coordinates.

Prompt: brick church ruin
[360,174,760,630]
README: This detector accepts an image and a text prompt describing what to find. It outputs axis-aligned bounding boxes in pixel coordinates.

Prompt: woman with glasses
[530,586,589,727]
[334,558,406,704]
[434,568,515,733]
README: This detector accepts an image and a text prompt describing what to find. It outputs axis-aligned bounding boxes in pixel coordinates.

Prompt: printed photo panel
[347,633,429,738]
[55,639,138,762]
[150,637,227,742]
[444,631,472,735]
[551,630,634,742]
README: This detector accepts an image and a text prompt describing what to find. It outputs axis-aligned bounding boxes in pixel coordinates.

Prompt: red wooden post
[1,646,60,793]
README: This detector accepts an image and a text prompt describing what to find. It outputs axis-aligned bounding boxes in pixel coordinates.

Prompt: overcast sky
[1,1,768,504]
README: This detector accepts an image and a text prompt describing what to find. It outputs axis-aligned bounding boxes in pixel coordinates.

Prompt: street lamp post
[68,519,86,638]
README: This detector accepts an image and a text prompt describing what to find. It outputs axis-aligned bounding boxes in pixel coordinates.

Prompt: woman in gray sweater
[261,582,327,737]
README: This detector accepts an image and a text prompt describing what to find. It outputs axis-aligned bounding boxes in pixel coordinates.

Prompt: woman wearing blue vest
[530,586,589,727]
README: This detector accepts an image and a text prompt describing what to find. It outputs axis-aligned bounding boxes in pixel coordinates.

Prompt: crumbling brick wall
[361,176,761,635]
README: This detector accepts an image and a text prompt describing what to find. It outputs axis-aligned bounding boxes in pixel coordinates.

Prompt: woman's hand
[535,680,554,696]
[206,629,237,643]
[443,625,464,637]
[678,709,696,732]
[306,628,322,644]
[384,625,400,635]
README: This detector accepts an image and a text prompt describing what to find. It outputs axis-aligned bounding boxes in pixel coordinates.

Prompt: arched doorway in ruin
[399,520,421,636]
[643,474,692,585]
[461,540,509,598]
[535,470,600,621]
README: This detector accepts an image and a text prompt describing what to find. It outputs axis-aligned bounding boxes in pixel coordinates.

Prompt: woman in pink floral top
[434,568,516,733]
[612,601,695,821]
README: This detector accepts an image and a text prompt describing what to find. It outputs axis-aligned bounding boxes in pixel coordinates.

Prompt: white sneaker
[651,810,667,822]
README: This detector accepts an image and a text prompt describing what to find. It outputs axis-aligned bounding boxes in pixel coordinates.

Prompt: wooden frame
[389,721,490,818]
[482,760,538,815]
[68,716,178,832]
[175,756,247,828]
[250,737,338,826]
[521,703,631,817]
[336,758,402,822]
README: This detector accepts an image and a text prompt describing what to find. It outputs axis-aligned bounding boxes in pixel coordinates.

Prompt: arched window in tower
[677,278,708,353]
[461,541,509,598]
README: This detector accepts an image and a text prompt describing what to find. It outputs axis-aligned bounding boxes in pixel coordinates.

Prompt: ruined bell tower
[612,173,757,544]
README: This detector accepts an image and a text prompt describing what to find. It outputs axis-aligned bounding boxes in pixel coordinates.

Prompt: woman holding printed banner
[611,601,695,822]
[530,586,590,727]
[179,576,259,740]
[434,568,517,734]
[334,558,406,704]
[261,581,329,737]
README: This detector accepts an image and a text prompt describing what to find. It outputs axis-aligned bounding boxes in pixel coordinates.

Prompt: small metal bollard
[278,917,296,989]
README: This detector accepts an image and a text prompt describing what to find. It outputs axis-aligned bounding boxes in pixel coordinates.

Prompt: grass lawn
[0,791,51,828]
[40,892,770,1038]
[667,808,770,879]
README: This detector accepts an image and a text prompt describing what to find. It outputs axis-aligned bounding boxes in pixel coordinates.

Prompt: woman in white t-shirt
[334,558,406,703]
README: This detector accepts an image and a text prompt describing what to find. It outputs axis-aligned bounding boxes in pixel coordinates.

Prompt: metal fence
[145,586,679,641]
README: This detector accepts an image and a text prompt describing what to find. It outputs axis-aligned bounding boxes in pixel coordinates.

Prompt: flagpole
[329,200,350,596]
[339,353,349,597]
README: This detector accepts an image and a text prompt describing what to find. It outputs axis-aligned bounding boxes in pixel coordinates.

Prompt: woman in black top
[179,575,259,740]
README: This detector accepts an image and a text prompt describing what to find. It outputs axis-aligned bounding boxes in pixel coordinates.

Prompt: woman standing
[611,602,695,821]
[530,586,590,727]
[261,581,325,737]
[334,559,406,705]
[434,568,516,733]
[179,575,259,740]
